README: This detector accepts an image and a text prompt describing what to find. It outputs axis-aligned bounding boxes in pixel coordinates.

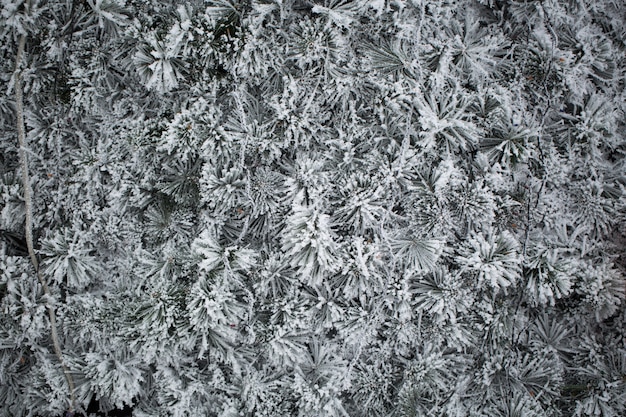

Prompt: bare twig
[14,20,77,415]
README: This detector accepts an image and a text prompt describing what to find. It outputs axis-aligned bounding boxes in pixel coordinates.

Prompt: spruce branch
[14,20,77,415]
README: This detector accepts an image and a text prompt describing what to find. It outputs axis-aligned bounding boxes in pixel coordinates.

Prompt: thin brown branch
[14,25,77,415]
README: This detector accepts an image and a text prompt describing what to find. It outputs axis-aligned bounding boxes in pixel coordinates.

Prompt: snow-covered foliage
[1,0,625,416]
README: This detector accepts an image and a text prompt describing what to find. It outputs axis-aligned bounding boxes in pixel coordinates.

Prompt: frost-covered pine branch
[12,11,76,414]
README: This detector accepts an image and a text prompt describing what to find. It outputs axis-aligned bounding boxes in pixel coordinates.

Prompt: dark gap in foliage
[62,396,133,417]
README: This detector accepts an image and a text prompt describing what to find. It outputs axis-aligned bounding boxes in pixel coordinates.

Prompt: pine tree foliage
[1,0,625,416]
